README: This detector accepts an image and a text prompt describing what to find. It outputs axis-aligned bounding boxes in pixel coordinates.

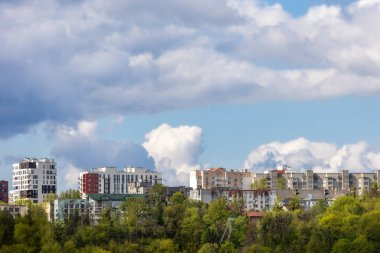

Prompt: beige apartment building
[252,168,380,194]
[190,167,252,190]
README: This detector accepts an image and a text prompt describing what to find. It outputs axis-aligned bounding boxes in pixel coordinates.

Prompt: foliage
[59,189,81,199]
[277,177,286,190]
[2,191,380,253]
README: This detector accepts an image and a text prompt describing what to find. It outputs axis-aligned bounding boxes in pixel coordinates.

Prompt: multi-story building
[54,199,89,222]
[190,167,252,190]
[79,166,162,197]
[11,158,57,203]
[189,188,273,211]
[252,168,380,194]
[0,204,28,217]
[0,180,8,203]
[87,193,144,222]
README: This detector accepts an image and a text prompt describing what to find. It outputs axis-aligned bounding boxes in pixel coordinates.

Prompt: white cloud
[62,163,82,189]
[244,138,380,172]
[143,123,203,185]
[52,121,155,190]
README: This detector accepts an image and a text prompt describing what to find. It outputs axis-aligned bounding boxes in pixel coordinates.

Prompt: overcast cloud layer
[1,0,380,137]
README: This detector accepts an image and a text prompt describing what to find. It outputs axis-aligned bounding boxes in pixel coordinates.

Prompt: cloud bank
[244,137,380,172]
[1,0,380,137]
[51,121,155,188]
[143,124,203,186]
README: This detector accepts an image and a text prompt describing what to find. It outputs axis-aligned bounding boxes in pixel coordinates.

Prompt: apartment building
[54,199,89,222]
[189,188,273,211]
[79,166,162,197]
[0,204,28,217]
[87,193,144,222]
[11,158,57,203]
[0,180,8,203]
[190,167,252,190]
[252,168,380,194]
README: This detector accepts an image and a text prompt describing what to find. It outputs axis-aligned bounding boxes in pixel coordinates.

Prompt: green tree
[179,207,204,253]
[59,189,81,199]
[277,177,286,190]
[163,192,187,238]
[258,211,295,251]
[202,198,231,244]
[198,243,218,253]
[0,210,15,246]
[229,216,248,248]
[251,179,267,190]
[13,205,56,253]
[359,209,380,248]
[289,195,301,211]
[146,239,178,253]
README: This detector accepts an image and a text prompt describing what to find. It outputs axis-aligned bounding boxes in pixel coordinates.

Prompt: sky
[1,0,380,191]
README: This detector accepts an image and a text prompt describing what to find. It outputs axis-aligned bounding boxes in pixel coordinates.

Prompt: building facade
[54,199,89,222]
[0,205,28,217]
[79,166,162,197]
[190,168,252,190]
[87,193,144,222]
[252,168,380,194]
[189,188,273,211]
[0,180,8,203]
[11,158,57,203]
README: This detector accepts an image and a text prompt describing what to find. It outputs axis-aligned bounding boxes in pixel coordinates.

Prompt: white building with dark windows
[79,166,162,197]
[11,158,57,203]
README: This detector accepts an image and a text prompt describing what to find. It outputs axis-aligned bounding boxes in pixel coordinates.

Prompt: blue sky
[1,0,380,190]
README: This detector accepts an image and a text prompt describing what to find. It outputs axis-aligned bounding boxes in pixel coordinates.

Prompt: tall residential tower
[11,158,57,203]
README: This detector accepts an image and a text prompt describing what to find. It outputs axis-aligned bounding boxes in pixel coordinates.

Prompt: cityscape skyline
[1,0,380,191]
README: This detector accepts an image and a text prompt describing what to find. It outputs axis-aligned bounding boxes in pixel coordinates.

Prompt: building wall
[79,166,162,196]
[0,205,28,217]
[11,158,57,203]
[189,188,272,211]
[190,168,252,190]
[54,199,89,222]
[0,180,8,203]
[81,173,99,194]
[252,169,380,194]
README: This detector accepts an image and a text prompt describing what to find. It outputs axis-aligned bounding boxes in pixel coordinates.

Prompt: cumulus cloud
[143,124,203,186]
[1,0,380,138]
[51,121,155,188]
[244,137,380,172]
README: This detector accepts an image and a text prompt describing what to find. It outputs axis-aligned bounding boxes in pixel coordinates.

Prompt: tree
[369,182,380,198]
[59,189,81,199]
[251,179,267,190]
[179,207,204,252]
[258,211,295,251]
[13,205,56,253]
[146,239,178,253]
[277,177,286,190]
[229,216,248,248]
[289,195,301,211]
[0,209,15,246]
[359,210,380,248]
[198,243,218,253]
[202,198,231,244]
[163,193,186,238]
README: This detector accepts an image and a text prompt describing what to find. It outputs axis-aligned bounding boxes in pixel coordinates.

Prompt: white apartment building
[11,158,57,203]
[79,166,162,196]
[189,188,273,211]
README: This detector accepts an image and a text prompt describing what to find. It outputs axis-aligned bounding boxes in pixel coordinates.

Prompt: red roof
[245,211,264,218]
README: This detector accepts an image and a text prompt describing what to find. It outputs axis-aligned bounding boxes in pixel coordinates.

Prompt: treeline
[1,184,380,253]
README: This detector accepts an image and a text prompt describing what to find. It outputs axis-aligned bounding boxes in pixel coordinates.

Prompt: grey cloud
[1,0,380,138]
[52,136,155,170]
